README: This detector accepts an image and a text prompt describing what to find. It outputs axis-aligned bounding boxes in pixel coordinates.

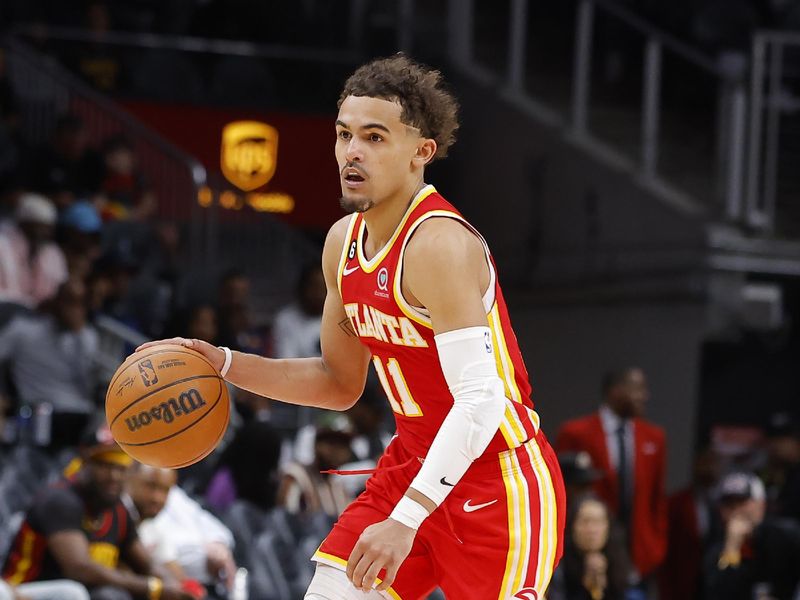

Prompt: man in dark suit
[555,367,668,581]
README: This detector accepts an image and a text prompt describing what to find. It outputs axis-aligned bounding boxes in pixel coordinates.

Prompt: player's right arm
[136,216,371,411]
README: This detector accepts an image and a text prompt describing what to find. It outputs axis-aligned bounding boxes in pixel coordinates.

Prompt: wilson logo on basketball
[124,388,207,432]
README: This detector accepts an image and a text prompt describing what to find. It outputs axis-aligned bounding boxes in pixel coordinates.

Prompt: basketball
[105,344,229,468]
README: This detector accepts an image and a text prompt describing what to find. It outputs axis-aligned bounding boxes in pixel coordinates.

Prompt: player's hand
[135,338,225,372]
[346,518,415,592]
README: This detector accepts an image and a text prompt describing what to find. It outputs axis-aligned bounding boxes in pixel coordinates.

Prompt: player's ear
[413,138,437,166]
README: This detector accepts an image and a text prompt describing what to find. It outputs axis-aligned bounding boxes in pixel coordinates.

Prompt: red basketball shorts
[313,429,566,599]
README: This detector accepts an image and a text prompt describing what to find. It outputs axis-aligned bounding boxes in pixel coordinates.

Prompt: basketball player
[139,54,565,599]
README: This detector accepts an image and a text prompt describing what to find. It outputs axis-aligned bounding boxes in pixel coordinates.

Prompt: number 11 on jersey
[372,356,424,417]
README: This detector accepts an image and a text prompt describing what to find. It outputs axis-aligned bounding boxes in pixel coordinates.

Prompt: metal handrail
[5,35,207,188]
[590,0,725,77]
[11,24,361,64]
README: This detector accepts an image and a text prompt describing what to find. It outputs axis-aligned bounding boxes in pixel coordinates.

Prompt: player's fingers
[350,553,374,591]
[345,542,363,582]
[135,337,191,352]
[360,558,384,591]
[376,559,400,592]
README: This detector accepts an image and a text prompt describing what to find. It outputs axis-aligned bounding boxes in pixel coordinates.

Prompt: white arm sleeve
[390,326,505,527]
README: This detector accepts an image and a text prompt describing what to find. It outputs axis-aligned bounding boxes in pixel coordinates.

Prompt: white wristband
[218,346,232,378]
[389,495,429,530]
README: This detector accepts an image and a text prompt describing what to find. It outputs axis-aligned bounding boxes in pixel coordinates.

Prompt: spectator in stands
[346,384,393,464]
[128,464,235,599]
[761,411,800,521]
[205,420,283,514]
[270,264,325,429]
[70,1,123,93]
[706,471,800,600]
[97,135,155,222]
[0,279,100,447]
[546,495,630,600]
[280,415,355,518]
[90,247,143,333]
[58,200,103,281]
[659,444,722,600]
[272,264,325,359]
[556,367,668,583]
[215,269,268,355]
[166,303,218,347]
[2,424,195,600]
[0,193,67,308]
[25,115,102,207]
[558,451,604,503]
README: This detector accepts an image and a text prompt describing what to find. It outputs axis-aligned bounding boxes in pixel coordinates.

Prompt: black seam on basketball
[108,347,219,392]
[160,401,229,468]
[109,374,220,427]
[116,379,225,447]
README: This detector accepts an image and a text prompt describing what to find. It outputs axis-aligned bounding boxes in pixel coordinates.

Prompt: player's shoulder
[405,215,483,265]
[326,214,355,246]
[321,215,355,269]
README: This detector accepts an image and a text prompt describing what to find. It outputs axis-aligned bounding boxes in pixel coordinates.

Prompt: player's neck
[362,180,426,256]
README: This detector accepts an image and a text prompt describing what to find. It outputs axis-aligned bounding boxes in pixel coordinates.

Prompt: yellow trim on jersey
[489,306,523,404]
[6,528,36,584]
[311,550,404,600]
[356,185,437,273]
[525,439,559,594]
[498,448,532,600]
[336,214,360,296]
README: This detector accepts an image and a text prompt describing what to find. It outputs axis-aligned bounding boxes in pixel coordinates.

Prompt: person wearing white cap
[0,192,67,307]
[706,471,800,600]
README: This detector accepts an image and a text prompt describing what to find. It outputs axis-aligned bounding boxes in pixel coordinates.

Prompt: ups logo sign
[220,121,278,191]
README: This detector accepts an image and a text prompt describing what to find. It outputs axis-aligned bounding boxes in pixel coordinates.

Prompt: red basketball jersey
[337,185,540,458]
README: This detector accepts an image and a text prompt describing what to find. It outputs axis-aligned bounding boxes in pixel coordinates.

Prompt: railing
[745,31,800,235]
[3,34,324,308]
[448,0,750,224]
[3,36,208,257]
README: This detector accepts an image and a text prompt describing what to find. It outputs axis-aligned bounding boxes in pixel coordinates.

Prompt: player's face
[335,95,424,213]
[129,466,177,520]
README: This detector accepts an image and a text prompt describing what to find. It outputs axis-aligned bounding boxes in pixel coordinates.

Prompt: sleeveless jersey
[337,185,540,459]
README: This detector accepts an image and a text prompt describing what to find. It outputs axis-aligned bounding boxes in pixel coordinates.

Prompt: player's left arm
[348,218,506,592]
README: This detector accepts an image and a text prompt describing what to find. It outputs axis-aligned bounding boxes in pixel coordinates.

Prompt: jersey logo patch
[377,267,389,291]
[463,498,498,513]
[342,264,360,276]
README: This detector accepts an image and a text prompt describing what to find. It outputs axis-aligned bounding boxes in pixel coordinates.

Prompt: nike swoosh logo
[463,499,498,513]
[440,477,455,487]
[342,265,360,276]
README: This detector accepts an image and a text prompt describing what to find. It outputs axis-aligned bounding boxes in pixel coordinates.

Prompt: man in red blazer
[555,367,668,580]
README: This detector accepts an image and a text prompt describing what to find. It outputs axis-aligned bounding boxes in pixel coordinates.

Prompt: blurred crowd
[546,368,800,600]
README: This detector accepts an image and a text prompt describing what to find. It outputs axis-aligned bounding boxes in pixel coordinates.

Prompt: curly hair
[338,54,460,161]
